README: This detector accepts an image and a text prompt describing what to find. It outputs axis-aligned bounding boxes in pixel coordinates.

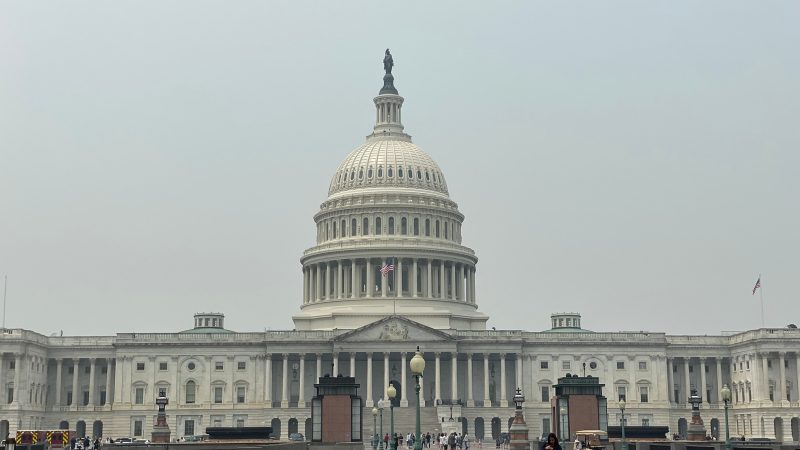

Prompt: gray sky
[1,1,798,336]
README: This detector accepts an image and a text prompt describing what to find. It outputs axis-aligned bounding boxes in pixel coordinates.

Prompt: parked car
[289,433,305,441]
[113,438,133,445]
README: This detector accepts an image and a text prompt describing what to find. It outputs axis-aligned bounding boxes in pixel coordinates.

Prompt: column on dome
[716,358,723,403]
[472,267,477,303]
[464,266,470,303]
[396,258,403,297]
[366,353,374,407]
[337,260,344,299]
[439,261,446,299]
[451,353,458,401]
[298,355,306,408]
[88,358,97,405]
[450,264,456,299]
[483,354,491,407]
[457,264,464,301]
[264,354,272,407]
[351,259,358,298]
[466,354,474,407]
[315,264,322,302]
[434,353,441,404]
[426,259,433,298]
[366,259,374,297]
[55,358,63,406]
[412,259,418,298]
[325,262,332,300]
[281,354,289,408]
[500,353,507,406]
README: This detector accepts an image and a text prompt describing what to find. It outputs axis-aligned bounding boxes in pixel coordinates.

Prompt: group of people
[378,431,473,450]
[69,436,102,450]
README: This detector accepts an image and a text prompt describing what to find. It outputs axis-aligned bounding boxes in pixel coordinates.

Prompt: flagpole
[759,274,765,328]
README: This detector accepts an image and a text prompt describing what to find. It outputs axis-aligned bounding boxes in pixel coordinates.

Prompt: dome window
[333,221,337,239]
[413,218,419,236]
[435,220,440,238]
[388,217,395,235]
[388,167,393,178]
[401,217,407,235]
[341,219,346,237]
[444,221,449,239]
[358,169,364,179]
[368,167,374,178]
[350,170,355,181]
[378,167,383,178]
[362,217,369,235]
[398,168,404,178]
[425,219,430,237]
[425,171,430,181]
[408,167,413,179]
[376,217,382,235]
[351,218,357,236]
[417,170,422,180]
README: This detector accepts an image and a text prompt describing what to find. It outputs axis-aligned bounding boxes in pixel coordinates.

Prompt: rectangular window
[8,388,13,403]
[562,361,570,370]
[66,391,72,405]
[541,386,550,402]
[159,362,168,371]
[616,361,625,370]
[238,361,246,370]
[236,419,245,428]
[9,361,15,370]
[83,391,89,405]
[184,420,195,436]
[540,361,549,369]
[136,362,145,371]
[617,386,626,402]
[135,388,144,404]
[542,418,551,435]
[237,386,245,403]
[641,418,650,427]
[215,361,224,371]
[100,391,107,405]
[133,420,143,437]
[769,386,774,401]
[767,360,772,369]
[214,387,223,404]
[638,361,647,370]
[640,386,649,403]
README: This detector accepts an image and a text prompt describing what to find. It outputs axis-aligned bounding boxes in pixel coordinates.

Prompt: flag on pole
[380,258,395,277]
[752,276,761,295]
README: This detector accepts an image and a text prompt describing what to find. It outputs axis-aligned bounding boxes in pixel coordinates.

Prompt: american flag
[752,276,761,295]
[380,259,395,277]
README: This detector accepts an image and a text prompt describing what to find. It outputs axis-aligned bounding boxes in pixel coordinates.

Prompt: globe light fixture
[410,347,425,450]
[721,384,732,450]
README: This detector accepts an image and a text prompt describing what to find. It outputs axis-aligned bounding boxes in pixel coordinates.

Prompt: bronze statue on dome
[383,49,394,75]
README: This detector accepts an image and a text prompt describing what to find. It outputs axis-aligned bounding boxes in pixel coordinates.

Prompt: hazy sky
[1,1,798,336]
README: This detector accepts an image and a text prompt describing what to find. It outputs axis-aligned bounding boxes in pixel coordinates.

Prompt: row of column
[729,352,799,403]
[667,356,730,405]
[302,258,476,304]
[49,358,115,408]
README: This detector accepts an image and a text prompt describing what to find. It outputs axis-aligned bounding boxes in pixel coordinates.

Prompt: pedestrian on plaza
[542,433,562,450]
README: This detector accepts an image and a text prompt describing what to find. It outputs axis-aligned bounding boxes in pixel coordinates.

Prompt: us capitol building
[1,53,799,443]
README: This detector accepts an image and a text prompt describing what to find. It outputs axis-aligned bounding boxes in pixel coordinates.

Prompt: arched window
[425,219,430,237]
[425,170,430,181]
[401,217,407,235]
[352,218,357,236]
[358,169,364,179]
[376,217,382,235]
[413,218,419,236]
[398,168,404,178]
[185,381,196,404]
[362,218,369,235]
[417,170,422,179]
[435,220,440,238]
[333,221,337,239]
[408,167,414,179]
[368,167,374,178]
[444,221,449,239]
[388,166,393,178]
[378,167,383,178]
[388,217,395,235]
[325,223,329,240]
[350,169,355,181]
[341,219,346,237]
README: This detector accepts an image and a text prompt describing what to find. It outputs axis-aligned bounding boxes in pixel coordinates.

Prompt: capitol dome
[293,51,488,331]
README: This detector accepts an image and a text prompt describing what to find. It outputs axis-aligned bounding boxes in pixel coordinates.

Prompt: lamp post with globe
[372,407,379,450]
[388,383,397,450]
[410,346,426,450]
[619,399,626,450]
[721,384,732,450]
[378,400,385,450]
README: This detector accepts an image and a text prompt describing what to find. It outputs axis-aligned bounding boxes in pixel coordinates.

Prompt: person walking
[542,433,562,450]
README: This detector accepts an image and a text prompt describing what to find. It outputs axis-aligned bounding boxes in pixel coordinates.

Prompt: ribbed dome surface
[328,139,449,196]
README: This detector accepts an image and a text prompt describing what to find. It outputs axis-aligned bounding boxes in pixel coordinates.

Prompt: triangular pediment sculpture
[335,315,454,343]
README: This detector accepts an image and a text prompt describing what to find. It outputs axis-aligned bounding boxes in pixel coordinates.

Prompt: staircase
[364,405,438,440]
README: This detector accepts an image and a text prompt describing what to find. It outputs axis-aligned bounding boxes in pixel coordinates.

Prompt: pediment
[335,316,454,343]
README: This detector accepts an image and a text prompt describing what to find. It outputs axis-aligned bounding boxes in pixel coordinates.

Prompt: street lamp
[559,406,568,442]
[410,346,426,450]
[388,383,397,450]
[372,407,379,450]
[378,400,385,450]
[619,399,626,450]
[721,384,732,450]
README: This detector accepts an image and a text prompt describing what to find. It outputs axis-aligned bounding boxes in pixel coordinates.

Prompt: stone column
[471,267,477,303]
[667,357,674,403]
[351,260,358,298]
[88,358,97,406]
[316,264,322,301]
[762,353,770,401]
[451,353,458,401]
[500,354,507,406]
[483,354,491,407]
[281,354,289,408]
[684,357,691,402]
[457,264,464,300]
[700,358,707,405]
[401,352,409,407]
[366,259,373,297]
[467,354,474,407]
[716,358,723,404]
[516,354,523,389]
[55,358,63,406]
[337,260,344,299]
[795,354,800,403]
[426,260,433,298]
[439,261,446,298]
[450,264,456,299]
[303,267,308,303]
[384,352,390,399]
[350,353,356,377]
[325,262,332,300]
[412,259,418,298]
[333,352,339,376]
[113,357,124,406]
[265,354,272,407]
[779,352,787,403]
[70,358,79,409]
[465,267,471,303]
[366,353,374,407]
[396,258,403,297]
[435,353,441,404]
[106,358,114,405]
[298,355,306,408]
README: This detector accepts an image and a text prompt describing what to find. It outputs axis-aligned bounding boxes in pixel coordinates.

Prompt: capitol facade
[1,56,799,443]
